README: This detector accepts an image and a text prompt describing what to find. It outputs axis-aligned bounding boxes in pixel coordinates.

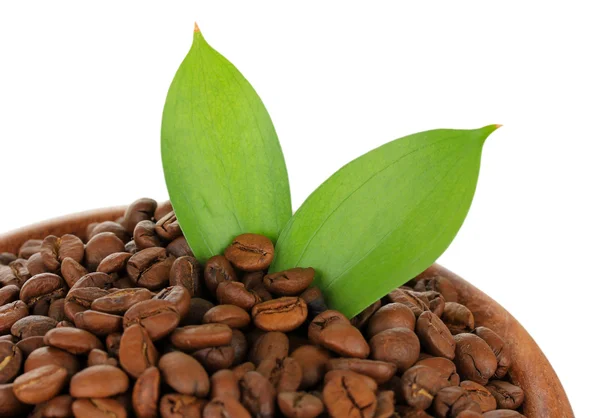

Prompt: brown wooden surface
[0,208,574,417]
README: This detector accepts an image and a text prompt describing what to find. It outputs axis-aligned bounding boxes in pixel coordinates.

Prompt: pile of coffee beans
[0,198,527,417]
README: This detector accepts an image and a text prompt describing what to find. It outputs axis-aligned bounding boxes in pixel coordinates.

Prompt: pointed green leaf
[270,125,499,318]
[161,27,292,262]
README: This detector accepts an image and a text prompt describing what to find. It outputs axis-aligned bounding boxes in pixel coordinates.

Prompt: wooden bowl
[0,208,574,418]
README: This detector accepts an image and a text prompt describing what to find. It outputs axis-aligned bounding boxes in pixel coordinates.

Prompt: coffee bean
[170,324,232,351]
[250,331,289,365]
[416,311,455,359]
[216,281,261,310]
[13,364,68,404]
[317,321,370,358]
[72,398,127,418]
[60,257,88,288]
[64,287,110,321]
[460,380,497,413]
[324,369,378,393]
[210,369,240,400]
[252,297,307,332]
[132,366,160,418]
[126,247,174,290]
[15,336,46,358]
[87,348,118,367]
[232,362,255,381]
[18,239,43,260]
[26,253,48,276]
[0,383,29,416]
[322,370,377,418]
[204,255,237,295]
[159,351,209,397]
[472,327,511,379]
[433,385,469,418]
[155,211,182,241]
[117,323,158,378]
[48,298,67,322]
[387,288,430,317]
[203,304,251,329]
[132,220,160,250]
[0,300,29,335]
[204,396,251,418]
[290,345,330,389]
[41,234,84,272]
[414,275,459,303]
[70,272,114,290]
[416,356,460,387]
[0,285,20,306]
[327,358,397,385]
[230,329,248,365]
[96,252,132,276]
[369,327,420,373]
[193,345,235,372]
[485,381,524,410]
[181,297,214,326]
[44,327,103,355]
[43,394,74,417]
[417,291,446,317]
[123,299,180,340]
[442,303,475,335]
[307,310,349,342]
[166,236,193,258]
[70,365,129,398]
[240,371,277,418]
[89,221,130,244]
[225,234,274,272]
[10,315,57,339]
[0,262,27,288]
[24,346,80,378]
[153,285,191,318]
[454,333,497,385]
[0,253,17,266]
[278,391,324,418]
[19,273,67,309]
[263,267,315,296]
[159,393,203,418]
[400,365,450,409]
[351,300,382,329]
[367,303,416,340]
[122,198,157,234]
[257,356,303,393]
[482,411,525,418]
[299,287,328,318]
[0,341,22,384]
[85,232,126,271]
[170,256,201,297]
[91,287,153,314]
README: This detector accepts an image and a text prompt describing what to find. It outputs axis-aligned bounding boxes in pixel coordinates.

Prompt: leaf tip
[193,22,200,33]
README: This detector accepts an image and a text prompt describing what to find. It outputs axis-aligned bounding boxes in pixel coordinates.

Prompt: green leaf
[161,25,292,262]
[270,125,499,318]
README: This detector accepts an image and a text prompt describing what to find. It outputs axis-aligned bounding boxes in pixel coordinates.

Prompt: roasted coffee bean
[278,391,324,418]
[317,321,370,358]
[250,331,289,364]
[10,315,57,339]
[324,370,378,393]
[416,356,460,386]
[482,411,525,418]
[0,335,15,343]
[125,240,138,254]
[416,311,456,359]
[166,236,194,258]
[48,298,67,322]
[327,358,397,384]
[159,351,209,397]
[370,327,420,373]
[89,221,130,244]
[0,383,29,416]
[460,381,497,413]
[216,281,261,310]
[70,272,114,290]
[64,287,110,321]
[485,381,524,410]
[96,252,132,276]
[401,365,450,409]
[0,253,17,265]
[240,371,277,418]
[454,333,497,385]
[472,327,511,379]
[106,332,122,358]
[193,345,235,373]
[253,297,308,332]
[290,345,330,389]
[126,247,174,290]
[367,302,416,338]
[415,291,445,318]
[26,253,48,276]
[323,370,377,418]
[44,327,103,355]
[122,198,157,234]
[0,263,24,288]
[74,309,122,336]
[19,239,43,260]
[70,365,129,398]
[0,300,29,335]
[153,285,191,318]
[210,369,240,400]
[159,394,203,418]
[225,233,274,272]
[230,329,248,365]
[91,287,153,314]
[15,336,46,358]
[13,364,68,404]
[433,385,469,418]
[308,310,350,343]
[257,356,303,393]
[299,287,328,317]
[40,234,84,272]
[414,275,459,303]
[387,288,430,317]
[123,299,180,340]
[351,300,382,329]
[72,398,127,418]
[155,211,182,241]
[43,394,74,417]
[85,232,126,271]
[0,341,22,383]
[20,273,67,308]
[0,285,20,306]
[132,366,160,418]
[170,324,232,351]
[24,346,80,378]
[170,256,201,297]
[242,271,265,290]
[442,303,475,335]
[204,255,237,295]
[204,396,251,418]
[87,348,118,367]
[60,257,88,288]
[232,362,255,381]
[203,304,251,329]
[133,220,161,250]
[181,297,214,326]
[263,267,315,296]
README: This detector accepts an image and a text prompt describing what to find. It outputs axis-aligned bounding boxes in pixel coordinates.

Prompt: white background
[1,2,598,415]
